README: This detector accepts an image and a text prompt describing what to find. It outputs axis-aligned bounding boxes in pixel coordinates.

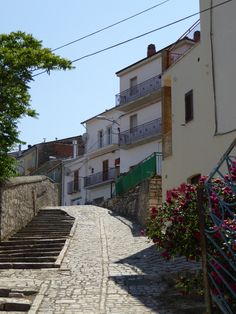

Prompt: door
[103,160,109,181]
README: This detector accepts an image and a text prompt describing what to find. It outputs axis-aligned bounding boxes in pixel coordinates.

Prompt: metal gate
[204,139,236,313]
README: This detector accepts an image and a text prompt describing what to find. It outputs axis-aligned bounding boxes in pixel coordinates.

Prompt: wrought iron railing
[84,167,119,188]
[116,152,162,195]
[204,138,236,313]
[119,118,161,146]
[115,75,161,107]
[168,19,200,66]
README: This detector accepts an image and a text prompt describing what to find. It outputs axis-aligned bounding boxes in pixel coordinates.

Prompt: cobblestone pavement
[0,205,200,313]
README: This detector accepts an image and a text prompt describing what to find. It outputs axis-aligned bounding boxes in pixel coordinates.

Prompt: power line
[52,0,170,52]
[33,0,232,78]
[71,0,231,63]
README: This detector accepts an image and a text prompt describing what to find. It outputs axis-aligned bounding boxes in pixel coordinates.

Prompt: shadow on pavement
[108,211,143,237]
[109,244,203,313]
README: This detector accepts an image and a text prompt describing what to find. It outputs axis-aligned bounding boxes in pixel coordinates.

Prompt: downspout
[210,0,218,135]
[211,0,236,135]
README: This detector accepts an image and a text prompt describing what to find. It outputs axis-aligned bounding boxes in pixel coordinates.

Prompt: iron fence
[115,75,161,107]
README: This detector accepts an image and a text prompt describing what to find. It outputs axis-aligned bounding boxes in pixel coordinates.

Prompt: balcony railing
[115,75,162,107]
[168,19,200,66]
[119,118,162,146]
[67,179,81,194]
[85,136,119,154]
[84,167,119,188]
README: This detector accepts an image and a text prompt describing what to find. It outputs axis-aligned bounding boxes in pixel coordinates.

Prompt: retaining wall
[0,176,58,240]
[102,176,162,226]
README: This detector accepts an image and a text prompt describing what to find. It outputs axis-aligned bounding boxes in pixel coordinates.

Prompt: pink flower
[194,232,201,241]
[211,270,222,284]
[177,216,184,223]
[199,176,207,184]
[166,197,173,204]
[140,229,146,236]
[161,251,171,260]
[171,190,178,198]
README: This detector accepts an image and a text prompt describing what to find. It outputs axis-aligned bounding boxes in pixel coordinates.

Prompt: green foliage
[0,31,73,181]
[175,271,204,296]
[145,170,236,299]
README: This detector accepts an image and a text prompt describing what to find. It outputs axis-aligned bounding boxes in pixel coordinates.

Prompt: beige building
[161,0,236,197]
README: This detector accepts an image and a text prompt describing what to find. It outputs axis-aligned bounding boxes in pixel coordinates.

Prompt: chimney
[72,140,77,159]
[18,144,22,157]
[193,31,200,42]
[147,44,156,57]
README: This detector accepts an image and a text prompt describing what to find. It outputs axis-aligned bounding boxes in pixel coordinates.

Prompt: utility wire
[52,0,170,52]
[33,0,232,78]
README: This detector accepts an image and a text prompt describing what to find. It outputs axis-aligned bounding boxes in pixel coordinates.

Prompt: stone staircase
[0,209,75,269]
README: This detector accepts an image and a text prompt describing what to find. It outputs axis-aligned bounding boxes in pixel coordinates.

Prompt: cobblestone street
[0,205,201,313]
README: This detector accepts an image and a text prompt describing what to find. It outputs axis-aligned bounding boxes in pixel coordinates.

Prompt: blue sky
[1,0,199,148]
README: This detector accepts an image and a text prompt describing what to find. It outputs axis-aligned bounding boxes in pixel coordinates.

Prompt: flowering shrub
[146,182,204,261]
[145,163,236,307]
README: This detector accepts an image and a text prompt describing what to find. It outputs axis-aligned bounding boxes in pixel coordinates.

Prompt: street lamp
[96,115,120,126]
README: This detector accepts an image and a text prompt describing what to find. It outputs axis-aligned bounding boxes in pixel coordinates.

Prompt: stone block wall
[103,175,162,226]
[0,175,58,240]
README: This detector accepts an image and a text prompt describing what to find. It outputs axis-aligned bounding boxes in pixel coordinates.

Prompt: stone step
[0,239,66,246]
[0,251,60,257]
[15,231,71,236]
[0,244,64,251]
[0,247,61,253]
[0,296,31,312]
[0,262,59,269]
[0,208,75,269]
[0,256,57,262]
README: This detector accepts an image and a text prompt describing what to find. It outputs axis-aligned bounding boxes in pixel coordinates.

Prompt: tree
[0,31,73,181]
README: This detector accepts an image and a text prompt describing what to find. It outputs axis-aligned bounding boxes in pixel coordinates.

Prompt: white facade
[81,108,122,204]
[62,156,86,206]
[161,0,236,196]
[116,41,194,174]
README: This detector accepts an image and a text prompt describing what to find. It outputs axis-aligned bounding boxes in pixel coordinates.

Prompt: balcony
[85,136,119,157]
[67,179,81,194]
[115,75,162,110]
[84,167,120,188]
[119,118,162,148]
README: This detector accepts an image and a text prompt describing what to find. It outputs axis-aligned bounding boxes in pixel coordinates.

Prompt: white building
[115,41,196,175]
[161,0,236,196]
[81,107,122,204]
[62,155,86,205]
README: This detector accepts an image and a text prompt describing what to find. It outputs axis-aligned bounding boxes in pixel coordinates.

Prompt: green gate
[115,152,161,195]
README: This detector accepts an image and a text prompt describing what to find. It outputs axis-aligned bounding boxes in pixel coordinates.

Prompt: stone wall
[102,176,162,226]
[0,175,58,240]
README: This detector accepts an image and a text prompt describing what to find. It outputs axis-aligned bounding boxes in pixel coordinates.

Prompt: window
[114,158,120,167]
[185,89,193,123]
[130,76,138,96]
[130,114,137,133]
[73,169,79,192]
[98,130,103,148]
[107,126,112,145]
